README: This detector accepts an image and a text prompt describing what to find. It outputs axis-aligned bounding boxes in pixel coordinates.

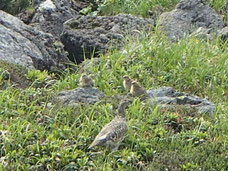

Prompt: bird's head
[131,81,140,87]
[119,100,132,109]
[81,73,87,79]
[117,100,132,117]
[81,74,91,82]
[123,75,131,81]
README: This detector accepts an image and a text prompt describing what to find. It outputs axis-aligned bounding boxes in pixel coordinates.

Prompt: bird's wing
[90,80,94,87]
[89,121,127,149]
[105,121,128,142]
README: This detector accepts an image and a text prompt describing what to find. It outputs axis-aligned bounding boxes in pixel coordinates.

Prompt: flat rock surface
[0,10,70,70]
[146,87,215,116]
[159,0,225,40]
[56,87,105,105]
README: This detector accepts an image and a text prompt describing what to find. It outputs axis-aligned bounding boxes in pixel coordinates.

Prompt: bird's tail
[88,137,106,150]
[88,143,96,150]
[88,140,100,150]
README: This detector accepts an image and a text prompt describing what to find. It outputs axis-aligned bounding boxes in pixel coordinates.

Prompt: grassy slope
[0,0,228,170]
[0,31,227,171]
[97,0,227,22]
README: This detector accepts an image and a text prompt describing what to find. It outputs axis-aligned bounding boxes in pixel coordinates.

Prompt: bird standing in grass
[123,75,132,91]
[88,100,131,151]
[79,73,94,88]
[130,81,146,97]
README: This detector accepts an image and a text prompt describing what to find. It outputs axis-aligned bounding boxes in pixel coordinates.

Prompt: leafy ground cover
[0,29,227,170]
[0,0,227,170]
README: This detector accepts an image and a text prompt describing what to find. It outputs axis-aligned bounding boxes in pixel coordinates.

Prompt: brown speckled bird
[130,81,146,97]
[88,100,131,151]
[123,75,132,91]
[79,74,94,88]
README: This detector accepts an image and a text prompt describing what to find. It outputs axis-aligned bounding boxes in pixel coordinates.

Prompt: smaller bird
[123,75,132,91]
[130,81,146,97]
[88,100,131,151]
[79,73,94,88]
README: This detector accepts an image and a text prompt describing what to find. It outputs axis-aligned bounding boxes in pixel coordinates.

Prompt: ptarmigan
[123,75,132,91]
[88,100,131,151]
[130,81,146,97]
[79,73,94,88]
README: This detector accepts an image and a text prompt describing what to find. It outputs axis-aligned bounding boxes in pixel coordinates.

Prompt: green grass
[0,29,227,170]
[1,0,226,22]
[95,0,179,17]
[90,0,227,22]
[0,0,227,170]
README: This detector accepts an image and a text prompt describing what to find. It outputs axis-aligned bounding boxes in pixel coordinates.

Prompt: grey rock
[37,0,56,13]
[191,26,228,41]
[56,87,105,105]
[60,14,154,63]
[34,0,45,5]
[190,27,213,40]
[176,96,202,105]
[159,0,225,40]
[147,87,176,97]
[217,26,228,41]
[38,0,56,13]
[149,96,177,104]
[196,104,215,116]
[146,87,216,116]
[18,0,84,36]
[0,10,70,70]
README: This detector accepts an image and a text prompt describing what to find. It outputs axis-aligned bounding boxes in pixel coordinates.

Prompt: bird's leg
[111,143,120,151]
[140,93,148,101]
[127,93,133,97]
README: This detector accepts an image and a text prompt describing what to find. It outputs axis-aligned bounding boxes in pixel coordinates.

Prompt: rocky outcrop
[0,10,70,70]
[56,87,105,105]
[60,14,154,63]
[146,87,216,116]
[159,0,225,40]
[18,0,85,37]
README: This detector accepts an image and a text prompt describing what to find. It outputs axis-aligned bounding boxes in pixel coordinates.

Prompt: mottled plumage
[123,75,132,91]
[130,81,146,97]
[79,74,94,88]
[88,101,131,151]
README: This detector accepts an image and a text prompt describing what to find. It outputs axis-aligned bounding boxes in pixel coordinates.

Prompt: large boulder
[18,0,85,37]
[60,14,154,63]
[0,10,70,70]
[159,0,225,40]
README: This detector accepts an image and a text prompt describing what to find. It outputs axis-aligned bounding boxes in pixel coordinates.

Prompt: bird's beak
[124,99,133,105]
